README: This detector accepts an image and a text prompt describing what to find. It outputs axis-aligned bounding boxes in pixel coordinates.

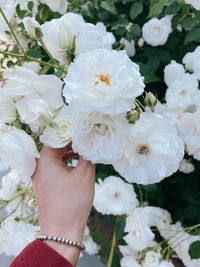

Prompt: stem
[0,8,26,55]
[106,229,117,267]
[137,184,144,206]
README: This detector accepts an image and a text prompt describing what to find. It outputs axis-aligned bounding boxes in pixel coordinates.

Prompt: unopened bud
[144,92,157,107]
[126,110,139,123]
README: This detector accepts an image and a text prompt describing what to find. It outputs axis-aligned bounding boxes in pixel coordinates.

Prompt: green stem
[0,8,26,55]
[106,229,117,267]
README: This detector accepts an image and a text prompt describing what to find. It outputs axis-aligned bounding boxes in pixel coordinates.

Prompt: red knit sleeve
[10,239,73,267]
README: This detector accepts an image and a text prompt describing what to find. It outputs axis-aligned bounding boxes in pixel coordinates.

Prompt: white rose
[121,256,141,267]
[124,220,155,251]
[182,46,200,74]
[0,218,37,256]
[83,226,99,255]
[0,0,6,7]
[0,95,16,123]
[142,16,172,46]
[164,60,185,87]
[185,0,200,10]
[93,176,138,215]
[75,22,115,56]
[113,112,184,184]
[165,74,199,109]
[71,111,129,164]
[0,170,20,200]
[177,110,200,160]
[0,124,39,179]
[40,105,72,148]
[22,17,41,40]
[120,39,136,57]
[63,49,145,115]
[178,159,195,174]
[143,251,161,267]
[159,262,175,267]
[40,0,68,14]
[0,0,15,33]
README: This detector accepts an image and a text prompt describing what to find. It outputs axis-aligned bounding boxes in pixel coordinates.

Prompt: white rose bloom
[83,226,99,255]
[22,17,41,40]
[0,170,20,200]
[124,219,155,251]
[143,251,161,267]
[40,0,68,14]
[154,102,183,124]
[21,62,40,73]
[164,60,185,87]
[41,13,84,63]
[0,0,6,7]
[182,46,200,73]
[0,158,9,172]
[0,95,16,123]
[0,218,37,256]
[159,262,175,267]
[114,112,184,184]
[16,95,53,133]
[40,105,72,148]
[63,49,145,114]
[71,112,129,164]
[0,124,39,179]
[75,22,115,56]
[3,66,63,109]
[177,110,200,160]
[120,39,136,57]
[93,176,138,215]
[121,256,141,267]
[179,159,195,174]
[165,74,199,109]
[185,0,200,10]
[142,16,172,46]
[0,0,15,33]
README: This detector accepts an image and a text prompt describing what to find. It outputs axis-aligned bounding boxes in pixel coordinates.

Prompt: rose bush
[0,0,200,267]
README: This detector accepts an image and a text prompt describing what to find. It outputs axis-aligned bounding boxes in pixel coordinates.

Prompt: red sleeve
[10,239,73,267]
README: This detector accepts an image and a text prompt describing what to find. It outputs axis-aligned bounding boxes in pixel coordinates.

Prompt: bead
[48,236,52,240]
[69,240,73,245]
[65,239,69,244]
[53,237,57,241]
[61,238,65,243]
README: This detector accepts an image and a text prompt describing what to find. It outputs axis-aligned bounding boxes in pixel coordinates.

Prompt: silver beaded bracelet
[36,235,86,251]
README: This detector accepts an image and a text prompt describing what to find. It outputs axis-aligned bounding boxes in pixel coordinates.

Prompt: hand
[32,145,96,265]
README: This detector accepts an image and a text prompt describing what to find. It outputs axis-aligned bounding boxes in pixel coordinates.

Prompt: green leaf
[148,0,167,18]
[139,63,160,83]
[129,2,143,20]
[182,17,199,30]
[165,1,180,15]
[189,241,200,259]
[28,1,34,11]
[184,27,200,44]
[16,4,28,19]
[101,0,117,15]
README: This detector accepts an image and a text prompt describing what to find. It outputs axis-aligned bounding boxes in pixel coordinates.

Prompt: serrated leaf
[189,241,200,259]
[101,0,117,15]
[129,2,143,20]
[184,27,200,44]
[148,0,167,18]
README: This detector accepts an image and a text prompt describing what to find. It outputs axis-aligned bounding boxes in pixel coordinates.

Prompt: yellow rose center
[137,144,150,155]
[95,74,111,86]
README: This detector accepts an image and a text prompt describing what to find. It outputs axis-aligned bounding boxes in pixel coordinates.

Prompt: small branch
[106,228,117,267]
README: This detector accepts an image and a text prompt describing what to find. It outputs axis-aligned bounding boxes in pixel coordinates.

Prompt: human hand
[32,145,96,265]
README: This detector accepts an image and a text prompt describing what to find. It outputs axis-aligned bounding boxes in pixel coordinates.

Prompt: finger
[40,145,66,160]
[77,156,96,173]
[63,151,79,161]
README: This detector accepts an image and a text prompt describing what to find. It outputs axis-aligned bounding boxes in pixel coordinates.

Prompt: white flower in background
[23,17,41,40]
[159,262,175,267]
[40,106,72,148]
[83,226,99,255]
[179,159,195,174]
[165,74,199,109]
[160,222,200,267]
[94,176,138,215]
[177,110,200,160]
[154,102,183,124]
[41,13,84,63]
[0,0,15,33]
[0,218,37,256]
[16,95,53,133]
[164,60,185,87]
[0,159,9,172]
[138,37,145,47]
[21,62,40,73]
[142,16,172,46]
[0,124,39,180]
[185,0,200,10]
[63,49,145,114]
[71,112,129,164]
[120,38,136,57]
[0,0,6,7]
[114,112,184,184]
[0,95,16,123]
[121,256,141,267]
[40,0,68,14]
[124,219,155,251]
[75,22,115,56]
[182,46,200,74]
[3,66,63,109]
[0,170,20,200]
[142,251,161,267]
